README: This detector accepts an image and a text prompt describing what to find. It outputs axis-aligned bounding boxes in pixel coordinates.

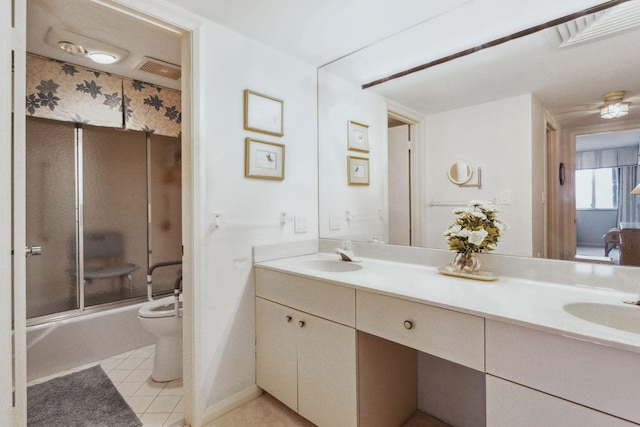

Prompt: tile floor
[205,393,451,427]
[27,344,184,427]
[29,346,450,427]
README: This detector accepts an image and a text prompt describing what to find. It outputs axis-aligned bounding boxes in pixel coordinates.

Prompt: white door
[388,124,412,245]
[2,0,27,425]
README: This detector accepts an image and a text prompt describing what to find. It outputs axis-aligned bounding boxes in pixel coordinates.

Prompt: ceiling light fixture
[88,52,117,64]
[57,41,87,56]
[600,91,629,119]
[45,28,129,65]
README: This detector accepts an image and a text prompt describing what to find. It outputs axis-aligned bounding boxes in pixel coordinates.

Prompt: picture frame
[347,120,369,152]
[244,89,284,137]
[245,138,285,180]
[347,156,369,185]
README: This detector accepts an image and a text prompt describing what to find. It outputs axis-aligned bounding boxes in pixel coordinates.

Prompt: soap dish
[437,266,498,282]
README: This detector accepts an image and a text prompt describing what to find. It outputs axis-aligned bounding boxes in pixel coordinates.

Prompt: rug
[27,365,142,427]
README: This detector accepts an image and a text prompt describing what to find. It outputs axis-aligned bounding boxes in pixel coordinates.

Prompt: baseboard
[200,384,263,424]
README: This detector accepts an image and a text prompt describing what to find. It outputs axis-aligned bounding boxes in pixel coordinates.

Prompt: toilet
[138,295,183,382]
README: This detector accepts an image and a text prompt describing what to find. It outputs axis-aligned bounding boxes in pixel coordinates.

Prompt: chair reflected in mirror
[603,227,621,257]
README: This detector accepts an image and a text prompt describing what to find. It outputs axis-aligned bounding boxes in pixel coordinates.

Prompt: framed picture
[245,138,285,180]
[347,156,369,185]
[347,120,369,152]
[244,89,284,137]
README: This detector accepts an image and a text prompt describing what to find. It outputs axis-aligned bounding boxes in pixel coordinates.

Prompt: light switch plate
[294,216,308,233]
[329,215,341,230]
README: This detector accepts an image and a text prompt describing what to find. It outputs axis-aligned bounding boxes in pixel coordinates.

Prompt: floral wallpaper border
[26,54,181,138]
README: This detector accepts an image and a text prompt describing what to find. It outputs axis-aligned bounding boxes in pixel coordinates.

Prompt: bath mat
[27,365,142,427]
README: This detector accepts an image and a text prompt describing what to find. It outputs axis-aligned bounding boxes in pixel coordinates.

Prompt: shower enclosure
[26,116,182,321]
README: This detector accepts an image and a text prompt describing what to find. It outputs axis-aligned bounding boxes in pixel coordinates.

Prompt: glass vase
[449,252,481,273]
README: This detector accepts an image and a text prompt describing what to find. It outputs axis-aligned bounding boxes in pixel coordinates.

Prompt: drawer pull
[404,320,413,330]
[286,315,292,322]
[298,320,306,328]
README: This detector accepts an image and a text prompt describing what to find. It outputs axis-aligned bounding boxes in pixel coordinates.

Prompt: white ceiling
[170,0,473,67]
[27,0,640,148]
[27,0,182,89]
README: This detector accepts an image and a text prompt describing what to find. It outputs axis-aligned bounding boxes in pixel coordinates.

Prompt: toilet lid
[138,295,183,318]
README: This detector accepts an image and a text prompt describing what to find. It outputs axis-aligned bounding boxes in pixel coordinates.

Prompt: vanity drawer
[486,320,640,424]
[356,290,484,371]
[487,375,637,427]
[255,267,355,327]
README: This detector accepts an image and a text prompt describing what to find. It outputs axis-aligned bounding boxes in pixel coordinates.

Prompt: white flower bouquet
[443,200,506,256]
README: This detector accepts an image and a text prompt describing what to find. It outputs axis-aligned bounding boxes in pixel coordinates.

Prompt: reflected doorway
[574,128,640,265]
[387,113,414,245]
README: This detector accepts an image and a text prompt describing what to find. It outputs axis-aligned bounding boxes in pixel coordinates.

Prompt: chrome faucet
[336,240,356,262]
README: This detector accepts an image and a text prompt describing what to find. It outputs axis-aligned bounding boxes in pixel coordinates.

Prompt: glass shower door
[25,117,79,318]
[82,125,148,306]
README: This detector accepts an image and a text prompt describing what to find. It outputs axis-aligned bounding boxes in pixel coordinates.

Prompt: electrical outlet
[329,215,341,230]
[500,190,511,205]
[294,216,308,233]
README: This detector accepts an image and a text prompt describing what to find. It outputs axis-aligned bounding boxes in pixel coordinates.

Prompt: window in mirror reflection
[575,168,619,209]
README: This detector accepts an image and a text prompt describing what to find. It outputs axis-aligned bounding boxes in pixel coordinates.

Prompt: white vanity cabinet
[486,320,640,426]
[255,269,357,427]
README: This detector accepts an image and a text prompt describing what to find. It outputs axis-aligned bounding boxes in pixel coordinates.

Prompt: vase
[449,252,481,273]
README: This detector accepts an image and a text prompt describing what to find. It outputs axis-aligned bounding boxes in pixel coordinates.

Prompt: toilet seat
[138,295,183,319]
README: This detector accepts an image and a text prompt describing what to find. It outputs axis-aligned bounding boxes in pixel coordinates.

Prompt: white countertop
[256,252,640,354]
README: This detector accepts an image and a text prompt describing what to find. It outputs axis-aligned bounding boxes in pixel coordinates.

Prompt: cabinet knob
[403,320,413,330]
[286,315,292,322]
[298,320,305,328]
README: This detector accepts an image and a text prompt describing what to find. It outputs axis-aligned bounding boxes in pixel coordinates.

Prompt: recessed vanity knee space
[254,241,640,427]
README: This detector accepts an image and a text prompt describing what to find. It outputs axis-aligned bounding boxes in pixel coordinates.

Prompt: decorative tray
[437,266,498,281]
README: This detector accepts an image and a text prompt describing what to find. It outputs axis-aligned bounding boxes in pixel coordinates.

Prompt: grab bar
[174,274,183,318]
[147,260,182,302]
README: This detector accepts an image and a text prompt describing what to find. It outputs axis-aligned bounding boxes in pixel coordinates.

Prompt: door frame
[386,100,426,247]
[10,0,200,424]
[560,119,640,261]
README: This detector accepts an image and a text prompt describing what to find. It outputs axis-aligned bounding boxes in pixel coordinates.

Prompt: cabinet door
[256,297,298,411]
[297,313,357,427]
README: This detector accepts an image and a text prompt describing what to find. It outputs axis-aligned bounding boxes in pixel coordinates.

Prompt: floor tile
[147,395,182,413]
[116,381,144,397]
[127,394,156,413]
[135,379,166,397]
[139,412,170,427]
[164,412,184,427]
[125,368,154,382]
[107,368,134,383]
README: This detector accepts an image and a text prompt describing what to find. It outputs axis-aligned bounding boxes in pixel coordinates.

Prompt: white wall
[318,69,389,243]
[424,94,535,257]
[193,20,318,424]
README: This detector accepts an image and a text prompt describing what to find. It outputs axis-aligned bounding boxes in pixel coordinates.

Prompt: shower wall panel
[26,117,77,318]
[149,134,182,294]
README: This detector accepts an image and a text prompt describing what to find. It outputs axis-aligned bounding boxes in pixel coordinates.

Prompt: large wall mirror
[318,0,640,268]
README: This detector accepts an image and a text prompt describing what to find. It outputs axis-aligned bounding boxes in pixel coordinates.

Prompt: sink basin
[563,302,640,334]
[297,260,363,273]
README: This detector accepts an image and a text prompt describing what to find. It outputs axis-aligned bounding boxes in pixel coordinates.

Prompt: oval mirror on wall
[447,161,473,185]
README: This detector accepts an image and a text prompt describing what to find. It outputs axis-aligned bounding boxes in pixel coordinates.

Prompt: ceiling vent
[556,1,640,47]
[135,56,181,80]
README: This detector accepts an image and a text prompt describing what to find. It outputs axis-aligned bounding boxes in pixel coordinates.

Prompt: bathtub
[27,301,155,381]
